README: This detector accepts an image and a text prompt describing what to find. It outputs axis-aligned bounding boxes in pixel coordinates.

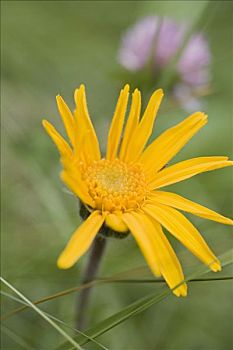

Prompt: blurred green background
[1,1,232,349]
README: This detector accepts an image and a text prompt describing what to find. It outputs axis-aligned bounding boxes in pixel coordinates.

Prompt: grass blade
[0,277,83,350]
[1,325,36,350]
[1,266,149,321]
[96,276,233,283]
[1,291,109,350]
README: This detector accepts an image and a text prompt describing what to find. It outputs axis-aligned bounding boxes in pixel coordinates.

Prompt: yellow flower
[43,84,233,297]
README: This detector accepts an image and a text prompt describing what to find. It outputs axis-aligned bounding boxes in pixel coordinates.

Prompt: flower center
[82,159,148,212]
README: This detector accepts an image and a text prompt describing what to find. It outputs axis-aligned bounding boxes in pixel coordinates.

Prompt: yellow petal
[144,203,221,272]
[124,88,164,162]
[119,89,141,160]
[122,211,161,277]
[140,112,207,176]
[128,212,187,296]
[150,157,233,189]
[150,191,233,225]
[74,84,101,161]
[56,95,75,146]
[61,170,95,208]
[42,119,72,158]
[142,216,187,297]
[105,213,128,232]
[106,84,130,160]
[78,129,99,164]
[57,211,105,269]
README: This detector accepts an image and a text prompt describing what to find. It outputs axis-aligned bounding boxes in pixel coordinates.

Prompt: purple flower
[118,16,211,111]
[173,83,204,112]
[177,33,211,86]
[118,16,157,71]
[153,18,186,69]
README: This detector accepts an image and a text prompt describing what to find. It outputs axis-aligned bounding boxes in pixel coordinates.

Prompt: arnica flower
[118,16,211,111]
[43,84,232,297]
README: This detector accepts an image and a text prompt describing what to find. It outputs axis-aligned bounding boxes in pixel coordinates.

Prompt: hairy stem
[76,235,106,330]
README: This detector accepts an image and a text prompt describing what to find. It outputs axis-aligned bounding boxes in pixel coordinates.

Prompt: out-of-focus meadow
[1,1,232,349]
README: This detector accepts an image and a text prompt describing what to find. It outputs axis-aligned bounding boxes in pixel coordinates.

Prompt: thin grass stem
[0,277,83,350]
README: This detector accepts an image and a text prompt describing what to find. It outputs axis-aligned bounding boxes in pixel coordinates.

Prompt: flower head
[118,16,158,71]
[118,16,211,111]
[43,85,232,296]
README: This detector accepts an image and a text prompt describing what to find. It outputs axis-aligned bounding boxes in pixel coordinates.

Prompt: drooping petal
[106,84,130,160]
[105,212,128,232]
[74,85,101,161]
[144,203,221,271]
[122,211,161,277]
[150,157,233,189]
[125,211,187,296]
[150,191,233,225]
[61,170,94,208]
[143,217,187,297]
[119,88,141,160]
[124,89,164,162]
[56,95,75,146]
[42,120,72,158]
[140,112,207,176]
[57,211,105,269]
